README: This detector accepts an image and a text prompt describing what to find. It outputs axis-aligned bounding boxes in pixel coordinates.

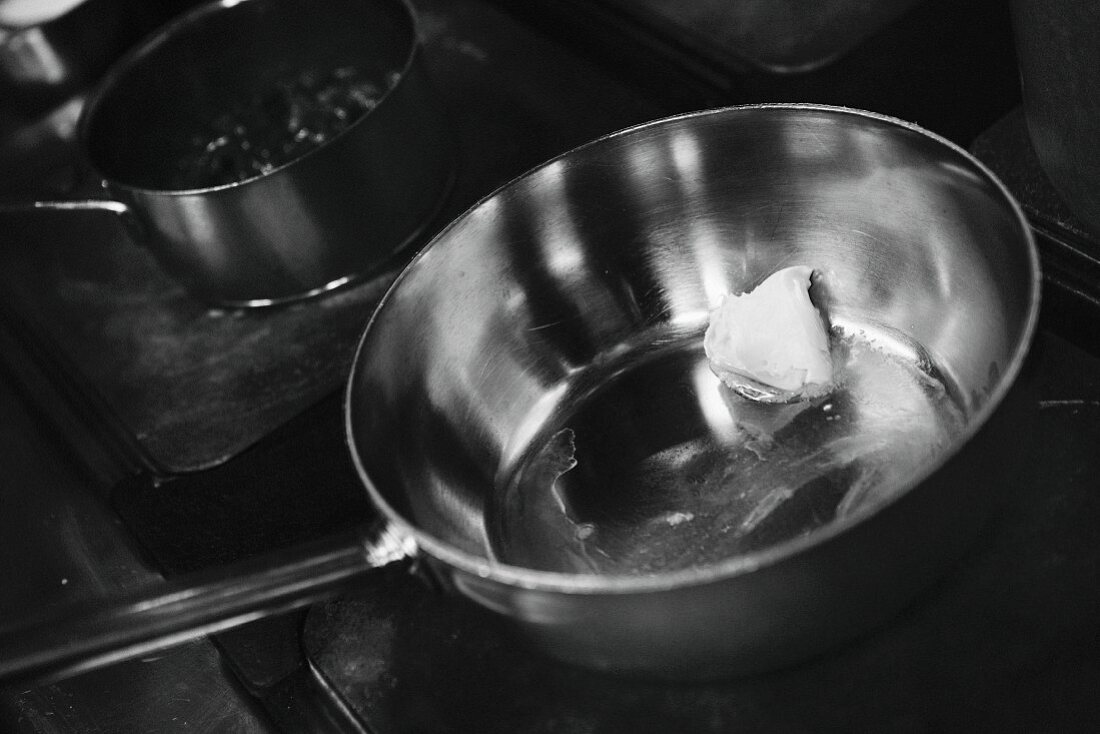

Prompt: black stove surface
[3,0,1099,732]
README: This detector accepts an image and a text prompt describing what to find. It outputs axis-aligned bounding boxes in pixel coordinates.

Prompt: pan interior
[491,318,967,575]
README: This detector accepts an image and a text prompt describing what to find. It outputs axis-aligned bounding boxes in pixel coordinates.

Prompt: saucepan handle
[0,197,130,217]
[0,523,414,686]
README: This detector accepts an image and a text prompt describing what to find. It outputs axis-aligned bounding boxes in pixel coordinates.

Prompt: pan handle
[0,198,130,216]
[0,522,415,686]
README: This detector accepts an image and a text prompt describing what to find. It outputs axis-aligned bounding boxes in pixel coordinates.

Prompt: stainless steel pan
[0,104,1040,683]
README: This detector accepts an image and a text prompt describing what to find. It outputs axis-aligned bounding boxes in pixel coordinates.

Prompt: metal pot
[5,0,453,306]
[0,105,1039,684]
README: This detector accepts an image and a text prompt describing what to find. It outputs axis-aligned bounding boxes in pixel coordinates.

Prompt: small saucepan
[3,0,453,306]
[0,105,1039,684]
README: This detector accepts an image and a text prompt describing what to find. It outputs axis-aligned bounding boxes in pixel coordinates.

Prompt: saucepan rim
[345,102,1041,596]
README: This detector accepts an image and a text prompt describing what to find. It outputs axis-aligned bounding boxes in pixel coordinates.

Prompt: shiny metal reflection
[348,104,1040,677]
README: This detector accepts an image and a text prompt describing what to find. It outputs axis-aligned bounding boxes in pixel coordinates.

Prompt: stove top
[2,0,1099,732]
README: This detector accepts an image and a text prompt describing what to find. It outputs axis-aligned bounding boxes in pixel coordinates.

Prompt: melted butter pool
[491,324,967,575]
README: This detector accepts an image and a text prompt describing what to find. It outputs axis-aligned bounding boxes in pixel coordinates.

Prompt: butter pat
[704,266,833,400]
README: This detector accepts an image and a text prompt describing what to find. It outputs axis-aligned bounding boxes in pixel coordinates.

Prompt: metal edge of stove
[1028,220,1100,354]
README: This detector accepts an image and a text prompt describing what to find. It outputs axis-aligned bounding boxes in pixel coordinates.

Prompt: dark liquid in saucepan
[492,324,967,575]
[173,65,398,189]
